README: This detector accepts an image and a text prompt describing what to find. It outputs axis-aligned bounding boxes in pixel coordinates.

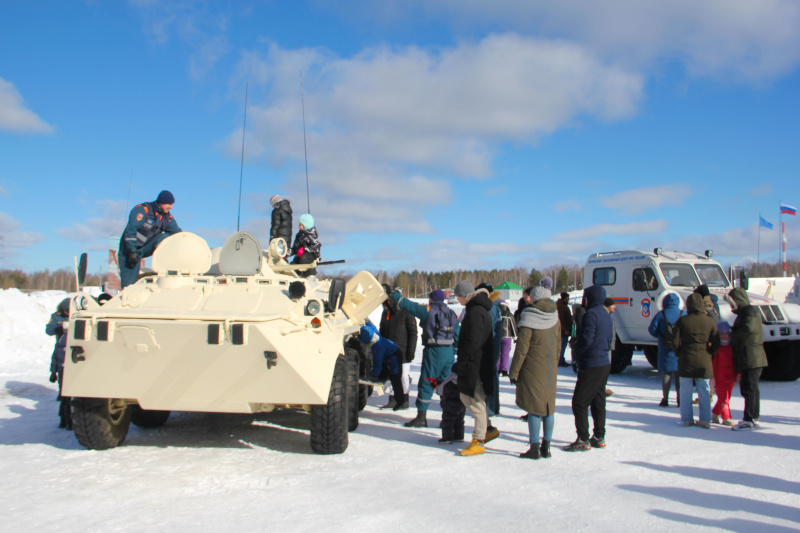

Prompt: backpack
[424,302,457,346]
[661,313,676,352]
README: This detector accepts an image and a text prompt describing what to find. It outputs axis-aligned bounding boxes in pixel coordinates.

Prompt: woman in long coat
[509,286,560,459]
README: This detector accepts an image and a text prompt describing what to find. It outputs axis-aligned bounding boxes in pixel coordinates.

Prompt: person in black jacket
[269,194,292,247]
[565,284,613,452]
[454,280,496,456]
[290,214,321,277]
[379,284,418,410]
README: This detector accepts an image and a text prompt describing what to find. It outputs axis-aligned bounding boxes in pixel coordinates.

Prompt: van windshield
[659,263,700,288]
[695,263,730,287]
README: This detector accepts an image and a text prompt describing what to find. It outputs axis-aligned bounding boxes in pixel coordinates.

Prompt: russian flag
[781,203,797,216]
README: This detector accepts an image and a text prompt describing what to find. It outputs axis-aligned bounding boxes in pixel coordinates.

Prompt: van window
[593,267,616,286]
[633,267,659,291]
[659,263,700,288]
[695,264,730,287]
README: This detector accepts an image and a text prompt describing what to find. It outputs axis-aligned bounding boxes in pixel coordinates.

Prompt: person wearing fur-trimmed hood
[727,287,767,430]
[509,285,560,459]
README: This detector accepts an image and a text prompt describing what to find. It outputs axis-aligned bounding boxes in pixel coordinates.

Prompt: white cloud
[0,185,8,197]
[601,184,692,215]
[0,78,54,134]
[55,200,127,243]
[551,219,670,241]
[749,183,773,197]
[554,199,581,212]
[0,212,45,260]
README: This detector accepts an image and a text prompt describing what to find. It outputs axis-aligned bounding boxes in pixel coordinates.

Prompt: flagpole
[758,213,761,276]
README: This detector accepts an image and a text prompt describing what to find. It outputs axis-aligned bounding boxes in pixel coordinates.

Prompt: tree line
[0,269,105,291]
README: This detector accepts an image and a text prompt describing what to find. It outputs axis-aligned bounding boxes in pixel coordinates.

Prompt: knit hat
[454,280,474,298]
[539,276,554,290]
[299,214,314,230]
[694,284,710,298]
[560,292,569,300]
[476,282,493,292]
[430,289,446,302]
[604,297,614,307]
[718,321,732,345]
[57,298,70,315]
[270,194,283,208]
[156,190,175,205]
[532,286,551,301]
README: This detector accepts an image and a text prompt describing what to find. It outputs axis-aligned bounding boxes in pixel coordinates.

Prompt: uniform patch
[136,213,144,221]
[641,299,651,318]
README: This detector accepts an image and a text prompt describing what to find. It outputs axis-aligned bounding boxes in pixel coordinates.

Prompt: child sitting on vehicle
[290,214,321,277]
[359,321,407,410]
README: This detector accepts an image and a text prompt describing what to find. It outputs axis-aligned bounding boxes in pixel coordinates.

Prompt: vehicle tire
[762,341,800,381]
[310,354,349,454]
[643,346,659,369]
[71,397,131,450]
[610,339,633,374]
[345,348,360,432]
[130,405,171,428]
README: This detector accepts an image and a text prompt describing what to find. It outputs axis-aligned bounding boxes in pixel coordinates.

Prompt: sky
[1,0,800,277]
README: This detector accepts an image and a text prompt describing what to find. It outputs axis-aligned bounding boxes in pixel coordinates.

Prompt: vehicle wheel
[358,343,373,411]
[762,341,800,381]
[610,339,633,374]
[71,397,131,450]
[130,405,171,428]
[643,346,659,369]
[345,348,360,432]
[310,354,349,454]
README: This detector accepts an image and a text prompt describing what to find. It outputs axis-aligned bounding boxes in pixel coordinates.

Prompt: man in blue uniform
[119,190,182,288]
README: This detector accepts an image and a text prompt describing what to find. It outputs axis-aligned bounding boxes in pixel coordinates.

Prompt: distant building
[496,281,523,302]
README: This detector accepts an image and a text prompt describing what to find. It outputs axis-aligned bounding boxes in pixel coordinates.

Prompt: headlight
[269,238,287,260]
[76,296,89,311]
[305,300,321,316]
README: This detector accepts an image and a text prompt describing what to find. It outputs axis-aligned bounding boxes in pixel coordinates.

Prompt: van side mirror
[739,270,749,291]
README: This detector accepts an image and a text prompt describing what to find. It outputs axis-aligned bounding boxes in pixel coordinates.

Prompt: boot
[379,397,397,410]
[460,438,485,456]
[540,440,551,458]
[520,444,541,459]
[404,411,427,428]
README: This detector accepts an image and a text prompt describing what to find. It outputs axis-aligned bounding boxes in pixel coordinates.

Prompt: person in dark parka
[269,194,293,247]
[672,293,720,428]
[565,284,613,451]
[290,214,321,277]
[648,292,686,407]
[379,284,418,410]
[728,287,768,430]
[46,298,71,429]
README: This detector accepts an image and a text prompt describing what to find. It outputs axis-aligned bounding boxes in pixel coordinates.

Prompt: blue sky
[2,0,799,277]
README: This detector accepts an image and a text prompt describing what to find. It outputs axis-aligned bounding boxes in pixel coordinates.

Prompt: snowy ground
[1,289,799,532]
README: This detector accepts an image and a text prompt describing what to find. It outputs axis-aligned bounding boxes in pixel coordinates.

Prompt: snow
[2,289,799,532]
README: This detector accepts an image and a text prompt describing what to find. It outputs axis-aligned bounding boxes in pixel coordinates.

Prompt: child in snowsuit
[712,322,737,426]
[46,298,71,429]
[359,321,407,409]
[436,363,466,444]
[290,213,321,277]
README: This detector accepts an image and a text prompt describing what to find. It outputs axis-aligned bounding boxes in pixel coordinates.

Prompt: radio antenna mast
[301,72,311,214]
[237,82,249,231]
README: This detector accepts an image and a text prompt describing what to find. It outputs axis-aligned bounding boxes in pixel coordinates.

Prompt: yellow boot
[460,438,485,456]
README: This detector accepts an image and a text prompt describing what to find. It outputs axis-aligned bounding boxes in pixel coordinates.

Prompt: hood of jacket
[728,287,750,313]
[518,297,558,330]
[662,292,681,310]
[466,289,493,312]
[685,292,706,315]
[583,285,607,310]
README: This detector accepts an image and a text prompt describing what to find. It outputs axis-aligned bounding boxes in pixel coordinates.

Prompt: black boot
[520,444,541,459]
[404,411,427,428]
[540,440,551,458]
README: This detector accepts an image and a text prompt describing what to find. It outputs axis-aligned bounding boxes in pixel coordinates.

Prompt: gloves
[49,372,58,383]
[296,247,304,257]
[389,292,402,305]
[55,326,64,337]
[509,378,517,385]
[126,250,141,269]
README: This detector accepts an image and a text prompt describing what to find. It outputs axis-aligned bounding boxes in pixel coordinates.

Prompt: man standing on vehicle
[565,284,613,452]
[379,284,418,410]
[119,190,182,289]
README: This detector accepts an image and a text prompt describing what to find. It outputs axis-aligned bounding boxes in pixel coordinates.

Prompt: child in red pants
[712,322,737,426]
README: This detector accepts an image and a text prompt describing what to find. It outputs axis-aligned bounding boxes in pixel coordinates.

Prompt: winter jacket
[672,293,720,379]
[728,287,768,372]
[499,301,517,339]
[647,293,685,373]
[392,293,457,372]
[572,285,614,370]
[703,294,721,322]
[46,312,68,373]
[290,227,321,261]
[456,290,495,398]
[379,303,418,363]
[270,200,293,245]
[359,322,401,376]
[509,298,560,416]
[120,201,181,256]
[556,298,573,338]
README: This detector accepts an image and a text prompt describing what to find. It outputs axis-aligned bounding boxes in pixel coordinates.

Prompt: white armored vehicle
[62,231,385,454]
[583,249,800,381]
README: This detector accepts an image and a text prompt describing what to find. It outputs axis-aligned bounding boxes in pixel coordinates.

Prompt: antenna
[301,72,311,214]
[237,82,249,231]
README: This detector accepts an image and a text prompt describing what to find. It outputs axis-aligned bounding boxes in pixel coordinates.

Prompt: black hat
[604,298,614,307]
[694,284,710,298]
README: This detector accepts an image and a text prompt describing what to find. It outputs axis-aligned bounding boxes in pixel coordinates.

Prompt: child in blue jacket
[359,321,407,410]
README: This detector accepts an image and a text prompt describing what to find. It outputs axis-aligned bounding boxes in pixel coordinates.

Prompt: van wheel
[762,341,800,381]
[130,405,171,428]
[71,397,131,450]
[345,348,360,431]
[610,339,633,374]
[310,354,349,454]
[643,346,659,369]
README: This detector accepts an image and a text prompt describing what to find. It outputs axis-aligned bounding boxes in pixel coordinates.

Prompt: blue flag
[759,216,773,229]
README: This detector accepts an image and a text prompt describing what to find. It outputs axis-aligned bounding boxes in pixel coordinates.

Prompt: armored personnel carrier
[62,231,385,454]
[583,249,800,380]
